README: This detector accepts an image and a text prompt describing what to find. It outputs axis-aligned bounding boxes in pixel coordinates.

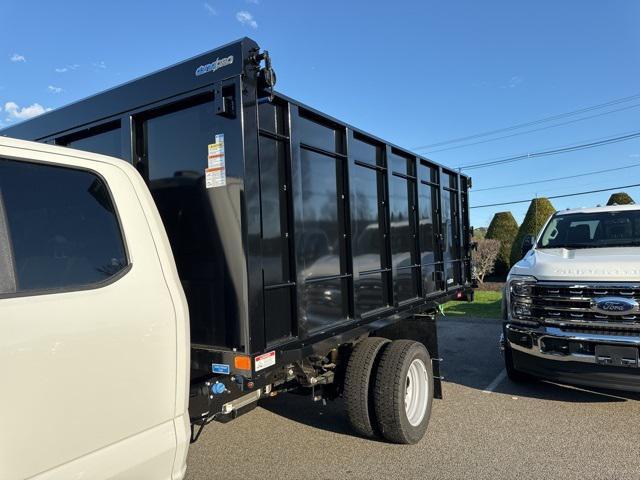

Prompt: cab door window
[0,158,127,293]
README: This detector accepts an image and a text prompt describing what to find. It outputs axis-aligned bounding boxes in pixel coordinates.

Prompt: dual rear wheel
[344,338,434,444]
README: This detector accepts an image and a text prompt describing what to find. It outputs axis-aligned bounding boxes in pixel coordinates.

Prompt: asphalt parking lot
[186,317,640,480]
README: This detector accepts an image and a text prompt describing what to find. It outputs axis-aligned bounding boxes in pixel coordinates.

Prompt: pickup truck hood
[511,247,640,282]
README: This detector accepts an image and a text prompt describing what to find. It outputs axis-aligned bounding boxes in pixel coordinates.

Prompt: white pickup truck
[502,204,640,391]
[0,138,191,479]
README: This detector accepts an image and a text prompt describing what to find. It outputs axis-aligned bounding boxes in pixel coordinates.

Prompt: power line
[471,183,640,209]
[413,92,640,150]
[473,162,640,192]
[460,128,640,167]
[458,131,640,170]
[424,103,640,154]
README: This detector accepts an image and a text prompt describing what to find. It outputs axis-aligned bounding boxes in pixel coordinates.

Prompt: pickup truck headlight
[511,281,534,297]
[507,276,538,325]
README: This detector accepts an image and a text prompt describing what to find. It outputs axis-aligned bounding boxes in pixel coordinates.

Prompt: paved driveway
[186,317,640,480]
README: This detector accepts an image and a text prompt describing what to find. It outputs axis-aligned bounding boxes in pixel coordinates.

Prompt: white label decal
[205,134,226,188]
[254,350,276,371]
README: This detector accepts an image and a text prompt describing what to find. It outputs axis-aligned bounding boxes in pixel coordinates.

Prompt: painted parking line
[482,369,507,393]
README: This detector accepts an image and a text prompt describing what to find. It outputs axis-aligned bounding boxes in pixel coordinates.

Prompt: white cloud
[92,61,107,69]
[55,64,79,73]
[236,11,258,28]
[48,85,63,94]
[204,2,217,15]
[4,101,51,121]
[501,75,524,89]
[10,53,26,63]
[246,0,260,4]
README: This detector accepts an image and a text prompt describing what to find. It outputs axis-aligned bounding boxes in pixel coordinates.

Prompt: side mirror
[521,234,535,258]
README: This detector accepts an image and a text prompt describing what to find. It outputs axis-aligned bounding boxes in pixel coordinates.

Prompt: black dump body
[1,38,472,412]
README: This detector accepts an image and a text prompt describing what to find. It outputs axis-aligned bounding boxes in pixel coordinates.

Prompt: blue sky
[1,0,639,228]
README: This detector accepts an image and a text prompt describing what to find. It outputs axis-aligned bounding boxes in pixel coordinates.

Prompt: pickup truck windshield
[539,209,640,249]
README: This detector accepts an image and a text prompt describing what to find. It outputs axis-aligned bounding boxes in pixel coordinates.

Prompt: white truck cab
[502,204,640,391]
[0,137,191,480]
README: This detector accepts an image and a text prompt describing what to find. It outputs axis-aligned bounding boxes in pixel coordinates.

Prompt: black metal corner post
[432,169,445,295]
[437,166,447,292]
[342,128,355,320]
[131,115,149,181]
[465,184,472,285]
[122,116,134,164]
[415,164,424,297]
[345,129,359,317]
[281,101,299,339]
[456,173,467,285]
[454,173,464,287]
[464,177,472,285]
[241,40,266,354]
[410,156,422,298]
[287,103,310,341]
[383,145,395,307]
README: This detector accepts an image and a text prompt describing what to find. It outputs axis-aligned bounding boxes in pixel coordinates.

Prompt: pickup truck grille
[529,282,640,331]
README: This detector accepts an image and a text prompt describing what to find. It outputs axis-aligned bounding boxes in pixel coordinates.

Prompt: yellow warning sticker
[206,134,226,188]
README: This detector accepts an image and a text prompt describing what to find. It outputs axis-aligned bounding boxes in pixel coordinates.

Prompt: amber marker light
[234,355,251,370]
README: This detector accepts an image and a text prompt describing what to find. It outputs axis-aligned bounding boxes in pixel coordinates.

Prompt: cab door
[0,151,178,480]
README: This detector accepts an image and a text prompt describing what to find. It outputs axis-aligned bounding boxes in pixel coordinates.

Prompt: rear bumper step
[221,389,262,415]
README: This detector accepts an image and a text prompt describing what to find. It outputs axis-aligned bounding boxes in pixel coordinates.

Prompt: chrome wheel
[405,358,429,427]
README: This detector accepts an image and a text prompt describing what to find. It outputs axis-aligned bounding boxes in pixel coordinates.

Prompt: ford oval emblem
[592,297,639,316]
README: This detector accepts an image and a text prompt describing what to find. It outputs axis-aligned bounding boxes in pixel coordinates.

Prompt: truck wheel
[504,343,530,383]
[373,340,433,444]
[344,337,391,438]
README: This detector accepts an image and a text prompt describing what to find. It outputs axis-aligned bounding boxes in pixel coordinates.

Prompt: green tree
[510,198,556,266]
[486,211,519,276]
[606,192,634,206]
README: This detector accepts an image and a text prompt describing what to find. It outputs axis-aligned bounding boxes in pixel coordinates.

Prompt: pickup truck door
[0,152,181,480]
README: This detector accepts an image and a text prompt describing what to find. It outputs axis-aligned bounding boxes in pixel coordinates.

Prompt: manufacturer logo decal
[195,55,234,77]
[592,297,639,316]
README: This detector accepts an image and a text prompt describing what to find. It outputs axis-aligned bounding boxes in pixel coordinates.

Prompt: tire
[373,340,434,444]
[343,337,391,438]
[504,343,531,383]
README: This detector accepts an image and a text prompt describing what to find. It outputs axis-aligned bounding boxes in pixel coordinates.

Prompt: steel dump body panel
[0,38,472,376]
